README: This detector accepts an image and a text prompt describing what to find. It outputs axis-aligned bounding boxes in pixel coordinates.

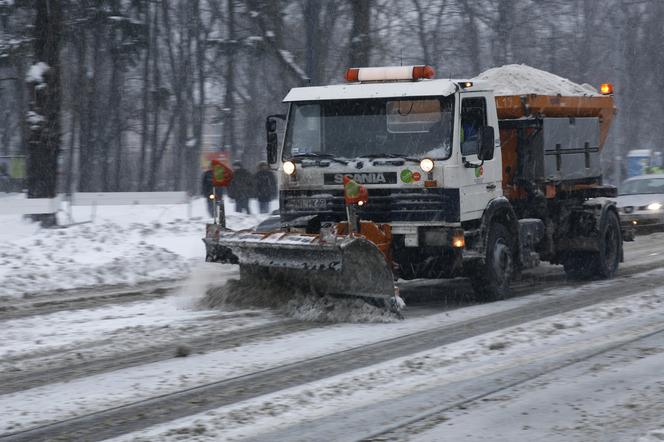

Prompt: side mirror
[267,132,278,164]
[265,114,286,166]
[477,126,495,161]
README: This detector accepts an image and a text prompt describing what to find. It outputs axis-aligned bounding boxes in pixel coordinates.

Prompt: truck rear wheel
[563,210,621,279]
[594,209,621,278]
[470,223,514,301]
[562,253,595,279]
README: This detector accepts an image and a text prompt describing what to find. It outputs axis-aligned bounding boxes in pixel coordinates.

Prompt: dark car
[254,209,281,233]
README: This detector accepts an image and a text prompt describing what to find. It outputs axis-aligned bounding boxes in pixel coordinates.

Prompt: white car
[616,174,664,232]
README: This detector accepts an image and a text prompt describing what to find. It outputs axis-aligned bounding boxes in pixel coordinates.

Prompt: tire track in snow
[360,327,664,442]
[4,264,664,442]
[5,241,664,397]
[0,282,181,321]
[0,318,318,395]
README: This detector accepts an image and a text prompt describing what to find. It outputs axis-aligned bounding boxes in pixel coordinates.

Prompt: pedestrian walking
[227,161,254,214]
[254,162,277,214]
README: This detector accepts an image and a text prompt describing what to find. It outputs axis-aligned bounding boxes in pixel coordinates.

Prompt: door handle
[486,184,496,191]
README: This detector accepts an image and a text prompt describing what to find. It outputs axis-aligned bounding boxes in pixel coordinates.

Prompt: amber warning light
[345,65,435,82]
[600,83,614,95]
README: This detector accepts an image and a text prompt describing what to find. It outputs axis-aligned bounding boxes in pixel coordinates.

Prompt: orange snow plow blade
[204,222,396,300]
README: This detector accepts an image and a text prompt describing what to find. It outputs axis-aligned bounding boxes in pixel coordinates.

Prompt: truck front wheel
[470,223,514,301]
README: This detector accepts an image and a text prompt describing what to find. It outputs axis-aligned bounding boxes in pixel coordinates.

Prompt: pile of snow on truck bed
[473,64,599,97]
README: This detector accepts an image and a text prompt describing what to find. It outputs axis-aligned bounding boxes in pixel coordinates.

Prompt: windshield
[283,97,454,161]
[620,178,664,195]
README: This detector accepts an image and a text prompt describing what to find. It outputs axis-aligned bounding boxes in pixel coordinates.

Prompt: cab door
[457,92,501,221]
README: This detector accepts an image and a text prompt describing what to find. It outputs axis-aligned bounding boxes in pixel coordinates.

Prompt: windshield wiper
[359,153,420,163]
[290,153,348,165]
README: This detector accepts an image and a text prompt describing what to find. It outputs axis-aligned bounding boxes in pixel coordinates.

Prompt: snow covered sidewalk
[0,197,273,300]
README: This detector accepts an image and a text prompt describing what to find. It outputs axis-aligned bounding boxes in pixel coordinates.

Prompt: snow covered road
[2,201,664,441]
[404,331,664,442]
[4,251,664,440]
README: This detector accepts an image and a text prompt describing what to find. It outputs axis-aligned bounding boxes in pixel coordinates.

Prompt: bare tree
[348,0,371,67]
[26,0,62,225]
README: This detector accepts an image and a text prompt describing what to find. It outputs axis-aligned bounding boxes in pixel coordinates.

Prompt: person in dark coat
[0,163,10,193]
[227,161,254,214]
[254,162,277,214]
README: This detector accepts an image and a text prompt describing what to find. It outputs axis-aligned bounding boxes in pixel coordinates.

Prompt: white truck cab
[273,73,500,230]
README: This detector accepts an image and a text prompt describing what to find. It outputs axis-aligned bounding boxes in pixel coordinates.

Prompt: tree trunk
[348,0,371,67]
[26,0,62,226]
[138,1,151,191]
[222,0,236,157]
[304,0,320,85]
[412,0,430,65]
[461,0,481,75]
[65,96,77,196]
[148,0,162,191]
[190,0,206,194]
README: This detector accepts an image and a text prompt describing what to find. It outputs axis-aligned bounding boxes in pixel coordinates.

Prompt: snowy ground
[3,195,664,441]
[102,283,664,441]
[0,196,275,299]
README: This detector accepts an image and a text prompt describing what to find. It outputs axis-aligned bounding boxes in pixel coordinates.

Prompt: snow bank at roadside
[0,197,274,299]
[0,221,191,298]
[474,64,599,96]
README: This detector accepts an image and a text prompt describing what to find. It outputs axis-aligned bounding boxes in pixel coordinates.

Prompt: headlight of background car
[647,202,662,211]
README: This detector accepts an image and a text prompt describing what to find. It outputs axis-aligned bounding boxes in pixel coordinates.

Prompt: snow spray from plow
[201,278,399,323]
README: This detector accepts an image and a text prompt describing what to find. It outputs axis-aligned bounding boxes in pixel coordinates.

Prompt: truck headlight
[647,202,662,211]
[420,158,434,173]
[283,161,296,176]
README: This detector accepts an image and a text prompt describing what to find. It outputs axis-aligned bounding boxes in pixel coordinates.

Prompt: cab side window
[460,97,487,156]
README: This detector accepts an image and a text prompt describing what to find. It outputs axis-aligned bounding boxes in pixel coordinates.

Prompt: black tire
[594,209,621,278]
[563,209,621,280]
[562,252,595,279]
[470,223,514,301]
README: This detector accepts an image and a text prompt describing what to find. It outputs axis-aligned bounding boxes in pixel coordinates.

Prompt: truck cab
[269,69,508,280]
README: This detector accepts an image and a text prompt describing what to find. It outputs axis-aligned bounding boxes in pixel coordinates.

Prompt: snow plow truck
[204,64,623,312]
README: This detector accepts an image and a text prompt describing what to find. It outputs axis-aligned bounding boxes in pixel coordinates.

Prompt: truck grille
[280,188,460,223]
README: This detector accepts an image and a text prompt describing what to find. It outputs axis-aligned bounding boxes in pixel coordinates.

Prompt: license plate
[288,198,328,210]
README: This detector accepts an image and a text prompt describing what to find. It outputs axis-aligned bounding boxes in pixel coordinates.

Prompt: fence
[0,194,62,216]
[0,192,192,222]
[68,191,191,222]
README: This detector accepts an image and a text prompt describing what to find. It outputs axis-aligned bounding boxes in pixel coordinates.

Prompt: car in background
[254,209,281,233]
[616,174,664,234]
